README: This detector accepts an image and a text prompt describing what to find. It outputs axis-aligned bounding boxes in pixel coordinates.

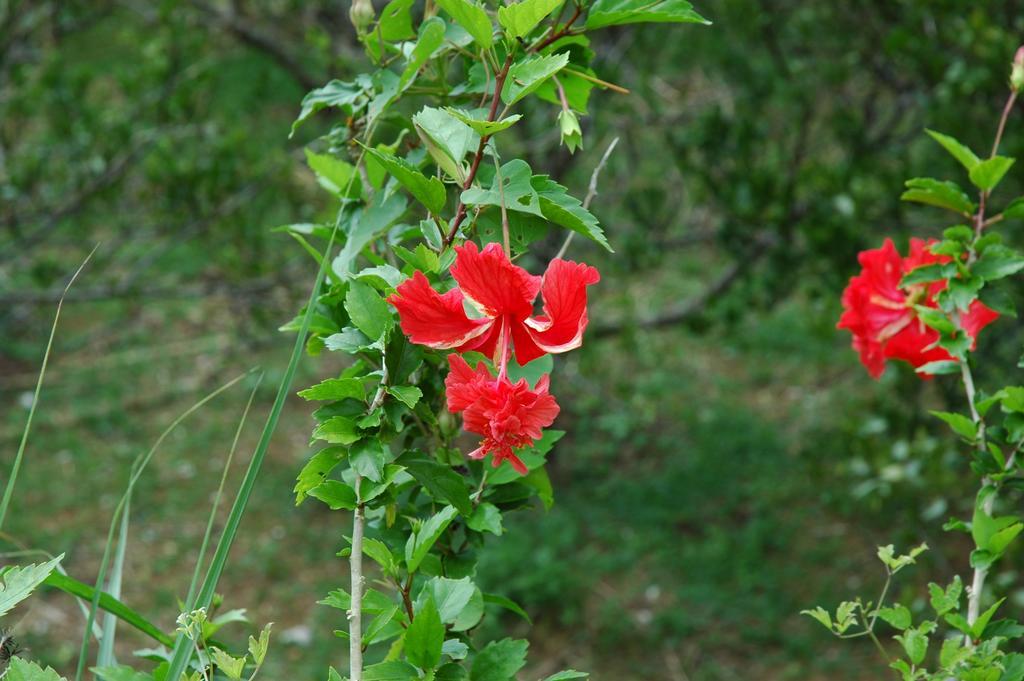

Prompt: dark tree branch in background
[188,0,320,90]
[593,234,776,338]
[0,277,283,306]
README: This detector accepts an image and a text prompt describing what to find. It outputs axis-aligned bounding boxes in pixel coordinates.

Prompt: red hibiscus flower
[838,238,999,379]
[444,355,560,474]
[387,242,600,368]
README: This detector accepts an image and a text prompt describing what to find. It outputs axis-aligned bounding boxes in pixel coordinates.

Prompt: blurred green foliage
[6,1,1024,679]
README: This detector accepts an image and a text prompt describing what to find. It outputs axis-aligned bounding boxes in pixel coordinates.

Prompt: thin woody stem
[530,2,583,53]
[444,51,516,248]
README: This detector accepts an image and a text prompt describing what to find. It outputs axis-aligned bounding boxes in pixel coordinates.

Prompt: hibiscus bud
[349,0,375,36]
[1011,46,1024,93]
[558,109,582,154]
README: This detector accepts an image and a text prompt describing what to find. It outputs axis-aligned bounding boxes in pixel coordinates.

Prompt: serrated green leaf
[470,638,528,681]
[501,53,570,106]
[970,156,1015,192]
[334,193,409,276]
[309,480,358,510]
[363,661,420,681]
[346,280,393,341]
[585,0,710,29]
[406,595,444,671]
[461,159,543,216]
[405,505,459,572]
[312,416,361,445]
[925,129,981,171]
[418,577,475,624]
[291,78,368,136]
[361,146,447,216]
[467,502,503,535]
[295,447,348,503]
[497,0,563,38]
[483,593,532,624]
[401,456,473,516]
[444,108,522,136]
[901,177,976,215]
[0,554,63,618]
[973,244,1024,280]
[387,385,422,409]
[400,18,447,90]
[413,107,478,184]
[298,378,366,402]
[533,174,612,251]
[930,411,978,441]
[435,0,493,47]
[877,605,911,630]
[350,438,389,482]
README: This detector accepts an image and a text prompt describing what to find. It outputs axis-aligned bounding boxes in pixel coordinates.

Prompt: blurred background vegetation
[5,1,1024,679]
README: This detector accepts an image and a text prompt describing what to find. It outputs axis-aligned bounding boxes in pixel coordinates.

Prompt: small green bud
[558,109,583,154]
[350,0,375,36]
[1011,46,1024,93]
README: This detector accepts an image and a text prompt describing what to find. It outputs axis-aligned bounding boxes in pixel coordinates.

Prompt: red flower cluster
[838,238,999,378]
[388,242,599,472]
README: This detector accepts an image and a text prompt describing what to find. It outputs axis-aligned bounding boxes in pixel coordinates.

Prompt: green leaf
[313,416,361,445]
[497,0,563,38]
[8,658,67,681]
[877,605,912,630]
[362,147,447,216]
[543,673,589,681]
[451,586,485,632]
[915,360,960,376]
[470,638,528,681]
[462,159,543,216]
[406,505,459,572]
[973,244,1024,280]
[400,18,447,90]
[435,0,493,47]
[309,481,358,510]
[901,177,976,215]
[401,457,473,516]
[210,649,246,680]
[1004,197,1024,219]
[901,263,950,286]
[346,281,393,342]
[442,639,470,660]
[930,411,978,441]
[387,385,423,409]
[483,593,532,624]
[378,0,417,40]
[436,663,471,681]
[334,193,409,276]
[585,0,710,28]
[419,577,476,624]
[970,156,1015,192]
[925,129,981,171]
[467,503,503,535]
[406,596,444,671]
[298,378,366,402]
[295,446,348,503]
[444,108,522,136]
[248,622,272,666]
[305,149,361,197]
[413,107,478,184]
[350,439,389,482]
[894,627,928,666]
[291,78,368,136]
[533,175,612,251]
[501,53,570,106]
[0,554,63,618]
[928,576,962,616]
[91,666,149,681]
[363,661,420,681]
[972,598,1005,638]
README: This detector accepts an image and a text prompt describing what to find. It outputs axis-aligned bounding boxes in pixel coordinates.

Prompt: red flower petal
[444,354,492,413]
[450,242,541,320]
[388,271,493,349]
[522,258,600,359]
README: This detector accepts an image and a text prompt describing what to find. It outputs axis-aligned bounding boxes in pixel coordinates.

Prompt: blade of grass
[74,370,252,681]
[183,371,264,610]
[0,245,98,532]
[97,476,132,667]
[44,572,175,647]
[162,152,366,681]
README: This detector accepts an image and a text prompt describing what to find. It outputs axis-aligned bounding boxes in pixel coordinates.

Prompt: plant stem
[349,490,365,681]
[530,2,582,53]
[443,51,516,247]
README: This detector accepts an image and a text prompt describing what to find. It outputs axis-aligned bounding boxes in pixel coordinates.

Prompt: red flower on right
[838,238,1000,379]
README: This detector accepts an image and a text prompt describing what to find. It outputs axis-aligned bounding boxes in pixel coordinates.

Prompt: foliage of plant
[806,47,1024,681]
[278,0,707,679]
